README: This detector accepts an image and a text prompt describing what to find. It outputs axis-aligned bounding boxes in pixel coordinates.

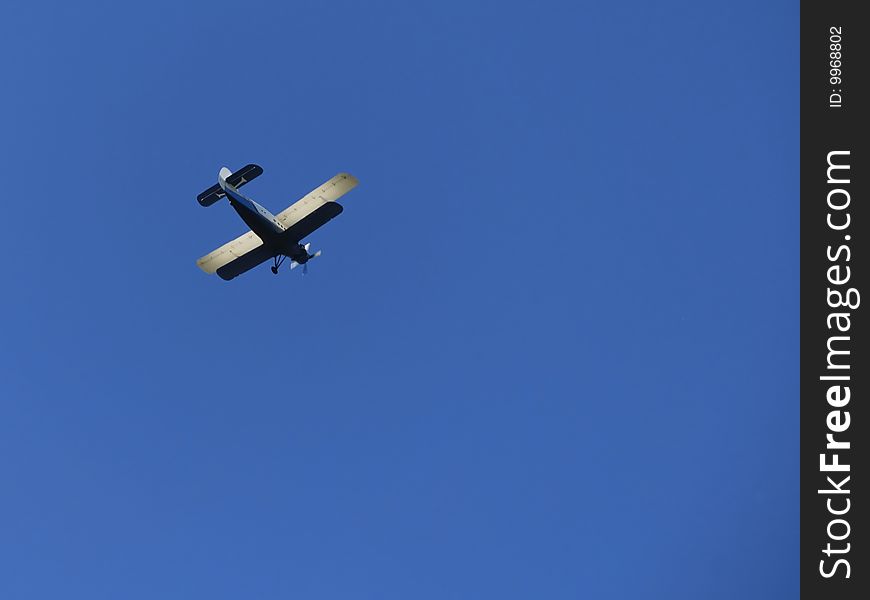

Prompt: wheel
[271,266,278,274]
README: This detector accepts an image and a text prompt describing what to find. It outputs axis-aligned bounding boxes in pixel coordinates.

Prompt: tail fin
[218,167,233,188]
[197,163,264,207]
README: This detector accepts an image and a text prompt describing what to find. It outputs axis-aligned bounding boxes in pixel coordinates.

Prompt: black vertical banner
[801,2,868,598]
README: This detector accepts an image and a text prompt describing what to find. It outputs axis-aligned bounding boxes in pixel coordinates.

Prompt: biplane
[196,165,358,280]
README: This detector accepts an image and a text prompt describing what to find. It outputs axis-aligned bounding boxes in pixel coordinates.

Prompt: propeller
[289,249,322,275]
[303,250,322,275]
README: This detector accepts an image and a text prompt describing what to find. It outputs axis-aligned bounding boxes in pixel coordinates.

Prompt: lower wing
[196,203,341,280]
[276,173,358,230]
[196,231,272,280]
[215,245,275,280]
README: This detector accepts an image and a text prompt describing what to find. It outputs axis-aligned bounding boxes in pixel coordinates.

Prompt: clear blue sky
[1,1,798,598]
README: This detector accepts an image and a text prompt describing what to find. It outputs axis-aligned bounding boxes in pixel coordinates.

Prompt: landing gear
[271,254,288,274]
[271,244,321,276]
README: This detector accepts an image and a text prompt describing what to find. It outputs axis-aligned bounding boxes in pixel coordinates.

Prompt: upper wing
[196,230,264,275]
[197,164,264,207]
[276,173,358,230]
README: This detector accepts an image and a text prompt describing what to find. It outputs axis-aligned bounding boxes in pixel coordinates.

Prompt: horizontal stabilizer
[197,163,263,206]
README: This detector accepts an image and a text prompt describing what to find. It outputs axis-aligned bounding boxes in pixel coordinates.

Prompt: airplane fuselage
[227,194,283,238]
[224,183,313,265]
